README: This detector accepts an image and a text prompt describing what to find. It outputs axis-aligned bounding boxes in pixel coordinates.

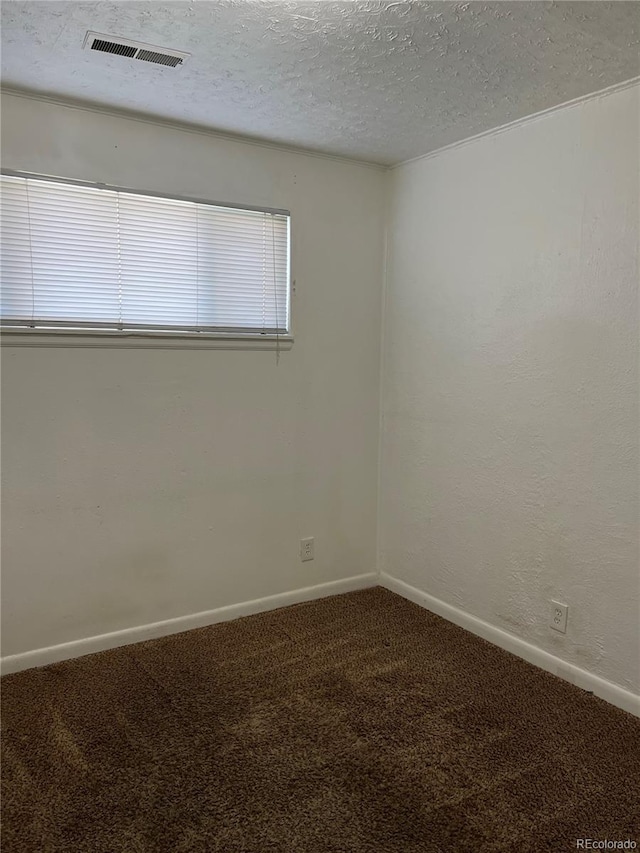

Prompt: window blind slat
[0,179,33,320]
[0,174,290,335]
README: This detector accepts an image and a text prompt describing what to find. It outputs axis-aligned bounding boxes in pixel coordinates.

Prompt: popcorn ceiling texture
[1,0,639,164]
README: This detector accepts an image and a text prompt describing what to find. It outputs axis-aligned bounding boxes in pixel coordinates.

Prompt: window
[0,172,291,343]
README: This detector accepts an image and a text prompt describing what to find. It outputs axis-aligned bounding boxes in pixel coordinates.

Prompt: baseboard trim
[1,573,377,676]
[380,573,639,718]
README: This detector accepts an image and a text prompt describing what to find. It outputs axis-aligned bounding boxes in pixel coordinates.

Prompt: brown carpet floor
[2,587,639,853]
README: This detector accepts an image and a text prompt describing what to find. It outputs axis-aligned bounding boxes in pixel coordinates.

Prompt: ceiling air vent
[83,32,190,67]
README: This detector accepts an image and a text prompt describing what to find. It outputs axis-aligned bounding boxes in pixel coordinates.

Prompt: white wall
[380,83,639,693]
[3,83,638,702]
[0,93,386,657]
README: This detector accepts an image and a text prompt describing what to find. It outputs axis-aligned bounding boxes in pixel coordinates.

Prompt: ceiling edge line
[0,87,389,171]
[391,75,640,170]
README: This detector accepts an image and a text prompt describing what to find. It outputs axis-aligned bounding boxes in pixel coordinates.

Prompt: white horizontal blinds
[0,173,290,334]
[196,206,289,332]
[118,192,199,328]
[0,177,32,321]
[27,178,121,325]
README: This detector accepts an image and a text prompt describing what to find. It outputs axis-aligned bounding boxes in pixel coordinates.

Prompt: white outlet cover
[300,537,314,562]
[550,601,569,634]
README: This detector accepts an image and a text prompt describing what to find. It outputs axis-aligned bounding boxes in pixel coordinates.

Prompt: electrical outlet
[550,601,568,634]
[300,537,314,562]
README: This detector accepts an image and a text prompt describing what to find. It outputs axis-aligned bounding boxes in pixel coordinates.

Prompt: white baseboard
[380,573,640,718]
[1,573,377,676]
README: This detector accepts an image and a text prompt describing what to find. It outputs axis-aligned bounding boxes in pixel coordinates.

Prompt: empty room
[1,1,639,851]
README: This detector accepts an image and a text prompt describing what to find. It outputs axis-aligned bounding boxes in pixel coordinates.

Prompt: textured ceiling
[1,1,639,165]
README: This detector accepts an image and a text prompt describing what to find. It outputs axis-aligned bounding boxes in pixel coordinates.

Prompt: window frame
[0,170,294,350]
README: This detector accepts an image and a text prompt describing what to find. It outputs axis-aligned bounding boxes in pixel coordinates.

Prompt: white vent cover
[83,31,190,67]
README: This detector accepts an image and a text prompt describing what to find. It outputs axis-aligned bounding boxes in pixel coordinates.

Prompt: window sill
[0,330,294,351]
